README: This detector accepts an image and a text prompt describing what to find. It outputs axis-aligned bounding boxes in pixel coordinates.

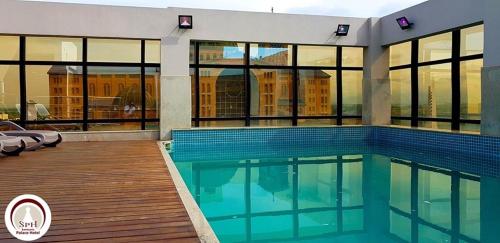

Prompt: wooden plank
[0,141,200,243]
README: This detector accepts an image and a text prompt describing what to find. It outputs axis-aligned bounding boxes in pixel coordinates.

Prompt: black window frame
[389,23,483,131]
[190,41,364,127]
[0,35,161,131]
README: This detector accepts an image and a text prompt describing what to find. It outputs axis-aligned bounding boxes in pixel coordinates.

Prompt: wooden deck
[0,141,200,242]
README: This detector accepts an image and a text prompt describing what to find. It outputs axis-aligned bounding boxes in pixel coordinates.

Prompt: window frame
[0,36,161,131]
[389,23,483,131]
[190,42,364,127]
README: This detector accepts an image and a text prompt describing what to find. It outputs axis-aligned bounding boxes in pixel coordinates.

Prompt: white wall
[380,0,484,46]
[0,0,168,39]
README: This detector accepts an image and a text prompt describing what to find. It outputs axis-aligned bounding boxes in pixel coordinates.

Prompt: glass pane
[391,119,411,127]
[460,59,482,120]
[145,67,160,119]
[390,41,411,67]
[297,45,336,66]
[190,42,195,64]
[0,36,19,60]
[199,68,245,118]
[145,40,161,63]
[87,66,141,119]
[26,123,82,131]
[389,70,411,118]
[199,42,245,65]
[250,43,292,66]
[199,120,245,127]
[342,118,362,125]
[342,47,364,67]
[26,65,83,120]
[419,32,452,62]
[88,122,141,131]
[418,64,451,118]
[0,65,20,120]
[250,69,293,117]
[418,169,451,229]
[390,162,411,212]
[298,119,336,126]
[460,123,480,133]
[190,68,196,118]
[342,71,363,116]
[88,38,141,63]
[298,70,336,116]
[250,119,292,127]
[342,161,363,207]
[460,178,480,241]
[418,121,451,130]
[390,69,412,117]
[298,163,337,209]
[145,122,159,130]
[26,37,82,62]
[461,25,484,56]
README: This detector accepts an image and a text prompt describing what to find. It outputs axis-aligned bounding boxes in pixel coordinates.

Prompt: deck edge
[157,141,220,243]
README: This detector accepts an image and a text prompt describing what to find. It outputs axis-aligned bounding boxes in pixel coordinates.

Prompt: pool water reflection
[173,150,498,243]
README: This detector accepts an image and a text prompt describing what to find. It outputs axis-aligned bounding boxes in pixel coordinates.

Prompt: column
[160,37,192,140]
[481,0,500,136]
[363,17,391,125]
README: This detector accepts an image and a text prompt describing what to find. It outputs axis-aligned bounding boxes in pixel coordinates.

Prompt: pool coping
[157,141,220,243]
[173,124,492,138]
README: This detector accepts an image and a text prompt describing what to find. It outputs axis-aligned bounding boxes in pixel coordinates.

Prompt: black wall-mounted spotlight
[179,15,193,29]
[335,24,350,36]
[396,17,413,30]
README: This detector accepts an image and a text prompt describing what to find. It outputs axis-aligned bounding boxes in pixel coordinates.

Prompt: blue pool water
[169,128,500,243]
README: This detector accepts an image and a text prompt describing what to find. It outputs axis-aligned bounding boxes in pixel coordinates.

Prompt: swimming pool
[169,127,500,243]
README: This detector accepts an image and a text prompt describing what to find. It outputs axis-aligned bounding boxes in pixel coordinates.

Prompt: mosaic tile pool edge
[172,126,500,159]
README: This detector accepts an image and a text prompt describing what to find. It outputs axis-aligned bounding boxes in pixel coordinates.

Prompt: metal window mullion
[411,40,419,127]
[292,45,298,126]
[195,42,200,127]
[336,47,343,125]
[141,40,146,130]
[19,36,26,127]
[245,43,251,126]
[82,38,89,131]
[451,30,461,131]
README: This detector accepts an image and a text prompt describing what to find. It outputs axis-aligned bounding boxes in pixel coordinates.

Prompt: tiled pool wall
[172,126,500,158]
[171,126,500,177]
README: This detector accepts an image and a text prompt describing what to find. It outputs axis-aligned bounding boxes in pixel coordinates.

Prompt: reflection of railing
[389,158,480,243]
[191,156,365,241]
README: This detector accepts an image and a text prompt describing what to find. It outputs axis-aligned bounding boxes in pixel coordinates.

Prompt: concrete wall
[160,7,370,139]
[380,0,484,46]
[363,18,390,125]
[481,0,500,136]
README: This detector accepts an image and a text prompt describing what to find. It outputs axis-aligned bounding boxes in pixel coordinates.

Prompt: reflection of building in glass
[47,66,159,120]
[197,47,333,118]
[298,70,332,116]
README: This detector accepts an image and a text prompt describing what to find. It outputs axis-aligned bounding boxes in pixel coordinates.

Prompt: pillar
[160,36,192,140]
[363,17,391,125]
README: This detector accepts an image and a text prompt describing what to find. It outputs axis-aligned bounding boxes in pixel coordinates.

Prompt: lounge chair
[0,121,62,149]
[0,133,26,156]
